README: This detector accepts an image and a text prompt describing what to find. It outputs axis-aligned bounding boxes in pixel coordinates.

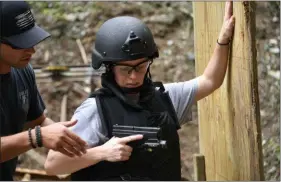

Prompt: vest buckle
[120,173,132,181]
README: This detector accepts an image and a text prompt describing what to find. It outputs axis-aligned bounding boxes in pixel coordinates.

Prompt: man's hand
[218,1,235,44]
[41,120,87,157]
[101,135,143,162]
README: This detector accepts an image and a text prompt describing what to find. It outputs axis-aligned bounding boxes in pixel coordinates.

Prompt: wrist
[217,35,231,45]
[93,145,107,162]
[35,126,43,147]
[31,128,37,148]
[217,39,230,46]
[27,128,37,148]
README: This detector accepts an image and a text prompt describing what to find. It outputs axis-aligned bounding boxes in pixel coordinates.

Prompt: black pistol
[112,125,167,151]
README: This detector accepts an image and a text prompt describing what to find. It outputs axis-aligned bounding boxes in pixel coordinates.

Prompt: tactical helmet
[92,16,159,70]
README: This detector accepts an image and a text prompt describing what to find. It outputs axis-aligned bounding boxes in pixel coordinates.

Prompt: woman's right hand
[101,135,143,162]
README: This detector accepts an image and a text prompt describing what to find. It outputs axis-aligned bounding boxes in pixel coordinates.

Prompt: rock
[51,29,62,37]
[64,13,76,22]
[268,166,277,174]
[77,12,90,21]
[167,40,174,46]
[269,39,278,46]
[268,70,280,80]
[272,16,279,22]
[186,52,195,62]
[145,14,176,25]
[262,138,267,145]
[163,49,172,56]
[269,47,280,54]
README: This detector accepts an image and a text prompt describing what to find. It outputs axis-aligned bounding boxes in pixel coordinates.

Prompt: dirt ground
[16,2,280,181]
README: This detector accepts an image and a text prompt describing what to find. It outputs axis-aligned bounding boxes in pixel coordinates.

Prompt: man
[45,1,235,180]
[0,1,87,180]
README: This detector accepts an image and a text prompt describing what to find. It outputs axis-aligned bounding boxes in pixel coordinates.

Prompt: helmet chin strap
[120,65,152,94]
[120,85,143,94]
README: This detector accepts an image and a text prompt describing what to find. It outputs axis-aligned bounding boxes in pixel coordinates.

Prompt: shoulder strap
[152,81,165,93]
[95,95,113,137]
[155,89,181,130]
[88,88,113,98]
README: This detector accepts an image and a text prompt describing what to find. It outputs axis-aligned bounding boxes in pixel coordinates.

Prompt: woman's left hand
[218,1,235,44]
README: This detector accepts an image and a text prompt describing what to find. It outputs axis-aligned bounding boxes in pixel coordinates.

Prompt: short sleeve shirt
[70,78,199,148]
[0,64,45,180]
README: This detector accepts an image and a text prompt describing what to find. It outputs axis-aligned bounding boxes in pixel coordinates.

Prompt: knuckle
[117,145,123,150]
[59,135,65,140]
[54,144,59,150]
[119,151,124,156]
[114,138,120,143]
[73,148,79,153]
[128,147,132,152]
[123,157,129,161]
[63,144,70,150]
[62,127,68,133]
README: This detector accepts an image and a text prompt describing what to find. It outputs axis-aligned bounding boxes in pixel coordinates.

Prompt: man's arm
[24,114,55,130]
[195,1,235,102]
[1,116,87,163]
[1,114,48,163]
[0,131,33,163]
[41,117,55,126]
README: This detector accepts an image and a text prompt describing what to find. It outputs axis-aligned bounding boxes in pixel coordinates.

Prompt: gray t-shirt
[71,78,198,147]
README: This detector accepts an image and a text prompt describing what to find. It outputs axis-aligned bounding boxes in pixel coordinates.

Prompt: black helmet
[92,16,159,70]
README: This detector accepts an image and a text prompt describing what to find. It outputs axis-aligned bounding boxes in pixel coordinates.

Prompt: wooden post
[60,94,68,122]
[193,2,264,180]
[193,154,206,181]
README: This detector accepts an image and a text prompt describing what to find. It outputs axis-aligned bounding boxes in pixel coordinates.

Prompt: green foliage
[27,2,66,20]
[268,138,280,161]
[268,1,280,17]
[27,1,98,21]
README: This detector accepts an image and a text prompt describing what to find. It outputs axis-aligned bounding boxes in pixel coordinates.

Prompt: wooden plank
[193,2,264,180]
[193,154,206,181]
[15,167,70,181]
[60,94,68,122]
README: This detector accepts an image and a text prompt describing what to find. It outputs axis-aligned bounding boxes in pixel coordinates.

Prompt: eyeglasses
[113,59,152,76]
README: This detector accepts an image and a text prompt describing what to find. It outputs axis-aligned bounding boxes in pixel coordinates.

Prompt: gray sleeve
[164,78,198,125]
[69,98,109,148]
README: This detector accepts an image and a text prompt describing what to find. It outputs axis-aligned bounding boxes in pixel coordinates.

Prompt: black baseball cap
[0,1,50,49]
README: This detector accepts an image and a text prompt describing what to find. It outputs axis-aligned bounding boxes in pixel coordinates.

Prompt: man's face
[113,58,151,88]
[0,43,35,68]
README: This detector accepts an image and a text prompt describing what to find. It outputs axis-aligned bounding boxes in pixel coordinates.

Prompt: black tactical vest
[71,74,181,181]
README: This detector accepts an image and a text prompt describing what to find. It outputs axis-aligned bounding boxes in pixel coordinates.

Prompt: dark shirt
[0,64,45,180]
